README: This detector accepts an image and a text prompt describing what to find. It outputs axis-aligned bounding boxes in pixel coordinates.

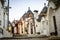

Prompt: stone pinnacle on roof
[44,3,46,6]
[28,7,30,10]
[27,7,32,13]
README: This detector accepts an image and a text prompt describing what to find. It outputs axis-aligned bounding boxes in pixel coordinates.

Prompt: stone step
[13,34,48,38]
[13,34,28,38]
[48,36,60,40]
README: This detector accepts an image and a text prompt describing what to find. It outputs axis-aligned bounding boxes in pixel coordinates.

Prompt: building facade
[39,5,50,36]
[0,0,9,29]
[18,7,36,35]
[0,0,12,38]
[47,0,60,36]
[33,10,41,34]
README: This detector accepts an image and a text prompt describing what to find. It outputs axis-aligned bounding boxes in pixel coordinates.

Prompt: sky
[9,0,48,22]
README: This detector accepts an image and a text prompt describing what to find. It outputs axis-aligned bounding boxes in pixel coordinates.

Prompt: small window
[37,32,40,34]
[29,13,32,17]
[46,21,48,25]
[42,21,44,25]
[46,20,48,25]
[0,20,1,25]
[36,25,38,27]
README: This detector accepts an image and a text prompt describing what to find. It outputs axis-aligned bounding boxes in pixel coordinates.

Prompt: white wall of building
[0,1,5,38]
[47,1,56,34]
[40,16,49,36]
[0,0,8,29]
[55,7,60,36]
[34,12,41,34]
[0,1,4,28]
[48,1,60,36]
[4,0,9,29]
[0,0,12,38]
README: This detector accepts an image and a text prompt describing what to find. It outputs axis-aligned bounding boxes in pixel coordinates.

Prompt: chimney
[34,10,38,13]
[28,7,30,10]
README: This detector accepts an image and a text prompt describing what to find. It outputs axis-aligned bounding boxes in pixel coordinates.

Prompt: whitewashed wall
[0,1,4,28]
[0,1,4,38]
[4,0,9,29]
[48,1,60,36]
[34,12,41,34]
[0,0,12,38]
[55,7,60,36]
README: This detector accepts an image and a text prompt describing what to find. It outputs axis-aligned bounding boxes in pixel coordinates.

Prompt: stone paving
[0,37,48,40]
[0,35,60,40]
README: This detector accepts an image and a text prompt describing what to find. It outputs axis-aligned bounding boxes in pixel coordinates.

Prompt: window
[0,20,1,25]
[42,21,44,25]
[46,20,48,25]
[37,32,40,34]
[36,25,38,27]
[53,16,58,35]
[29,13,32,17]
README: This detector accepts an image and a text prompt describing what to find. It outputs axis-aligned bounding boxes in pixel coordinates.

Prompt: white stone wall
[48,1,60,36]
[49,9,55,33]
[0,1,4,38]
[47,1,56,34]
[4,0,9,29]
[0,0,8,29]
[3,28,12,37]
[35,20,41,33]
[55,7,60,36]
[40,16,49,36]
[0,1,4,28]
[49,1,56,9]
[0,0,12,38]
[34,12,41,34]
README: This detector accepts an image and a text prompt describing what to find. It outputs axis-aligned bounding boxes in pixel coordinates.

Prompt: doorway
[53,16,58,36]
